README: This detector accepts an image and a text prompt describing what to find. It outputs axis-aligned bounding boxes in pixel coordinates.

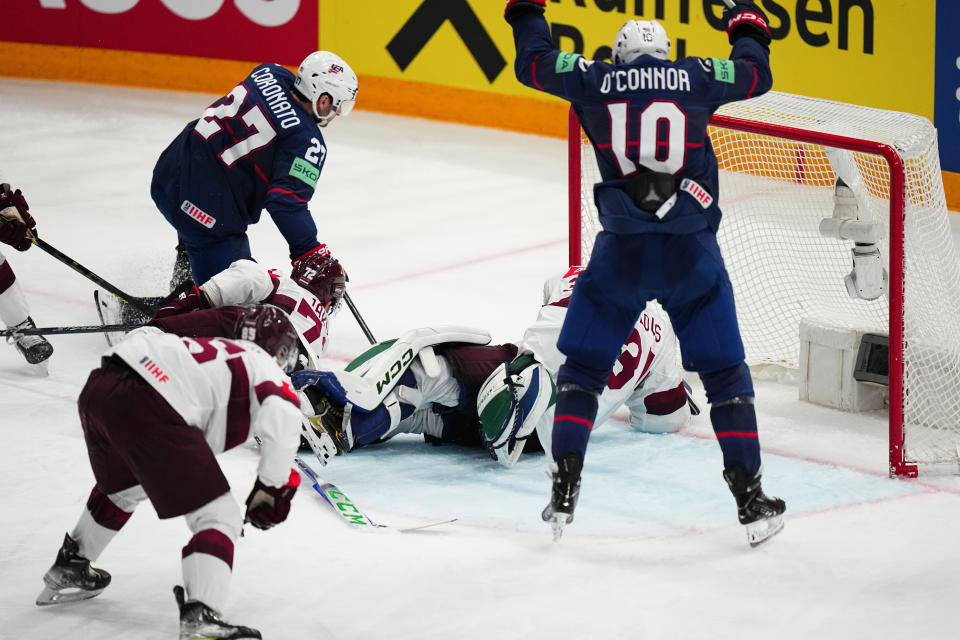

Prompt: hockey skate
[541,454,583,542]
[36,533,111,606]
[9,316,53,364]
[175,585,261,640]
[723,467,786,547]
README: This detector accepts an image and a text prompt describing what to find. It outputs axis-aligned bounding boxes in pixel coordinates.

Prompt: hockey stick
[293,456,380,529]
[1,322,144,338]
[293,456,456,532]
[343,291,376,345]
[0,213,155,316]
[32,236,156,315]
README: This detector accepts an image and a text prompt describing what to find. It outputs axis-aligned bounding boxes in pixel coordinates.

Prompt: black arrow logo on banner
[387,0,506,84]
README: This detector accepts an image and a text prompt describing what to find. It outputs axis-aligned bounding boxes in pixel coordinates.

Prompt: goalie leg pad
[291,326,491,412]
[477,354,556,467]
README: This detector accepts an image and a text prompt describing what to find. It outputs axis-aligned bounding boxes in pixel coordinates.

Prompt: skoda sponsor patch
[290,157,319,187]
[709,57,735,84]
[556,52,581,73]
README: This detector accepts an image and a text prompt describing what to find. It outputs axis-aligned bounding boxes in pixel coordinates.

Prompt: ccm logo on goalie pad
[376,348,414,394]
[180,200,216,229]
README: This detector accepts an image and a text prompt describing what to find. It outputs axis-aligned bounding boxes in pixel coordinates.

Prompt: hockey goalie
[293,266,692,467]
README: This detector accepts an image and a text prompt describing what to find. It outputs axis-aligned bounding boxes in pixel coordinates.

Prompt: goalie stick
[293,456,456,533]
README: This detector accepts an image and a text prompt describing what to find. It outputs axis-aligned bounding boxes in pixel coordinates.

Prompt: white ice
[1,79,959,640]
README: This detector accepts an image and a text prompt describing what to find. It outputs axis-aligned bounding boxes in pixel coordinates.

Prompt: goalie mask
[612,20,671,64]
[477,354,556,468]
[291,253,347,315]
[295,51,358,127]
[233,305,300,374]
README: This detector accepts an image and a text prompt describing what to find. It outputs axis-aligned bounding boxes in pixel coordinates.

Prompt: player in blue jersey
[151,51,358,289]
[505,0,786,545]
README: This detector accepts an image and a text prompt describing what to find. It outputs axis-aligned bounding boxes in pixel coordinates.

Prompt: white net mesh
[574,91,960,472]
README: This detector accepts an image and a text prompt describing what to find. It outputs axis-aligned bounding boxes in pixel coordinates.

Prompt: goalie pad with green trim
[478,353,556,467]
[291,326,491,412]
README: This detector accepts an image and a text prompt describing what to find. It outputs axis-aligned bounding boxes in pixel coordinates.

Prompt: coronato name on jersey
[519,267,683,430]
[200,259,330,368]
[107,327,301,487]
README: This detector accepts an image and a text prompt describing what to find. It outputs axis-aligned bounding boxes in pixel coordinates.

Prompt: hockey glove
[291,242,331,267]
[0,186,37,252]
[244,469,300,530]
[151,284,209,319]
[723,2,771,47]
[505,0,545,23]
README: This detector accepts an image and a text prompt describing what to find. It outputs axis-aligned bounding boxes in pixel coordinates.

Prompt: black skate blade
[746,514,785,547]
[36,584,105,606]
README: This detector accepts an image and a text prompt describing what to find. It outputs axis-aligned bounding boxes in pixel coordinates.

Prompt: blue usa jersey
[510,13,772,234]
[153,64,326,259]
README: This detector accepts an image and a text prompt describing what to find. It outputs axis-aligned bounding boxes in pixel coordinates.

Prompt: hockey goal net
[568,91,960,477]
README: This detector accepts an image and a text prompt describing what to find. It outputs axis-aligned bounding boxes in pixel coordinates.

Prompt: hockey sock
[709,396,761,477]
[550,383,599,461]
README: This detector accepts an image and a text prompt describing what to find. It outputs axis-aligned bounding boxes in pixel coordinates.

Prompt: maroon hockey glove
[244,468,300,530]
[723,2,771,47]
[152,284,209,319]
[0,186,36,252]
[505,0,545,23]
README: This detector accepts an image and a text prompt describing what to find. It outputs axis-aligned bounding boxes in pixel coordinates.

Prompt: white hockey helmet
[295,51,359,127]
[612,20,671,64]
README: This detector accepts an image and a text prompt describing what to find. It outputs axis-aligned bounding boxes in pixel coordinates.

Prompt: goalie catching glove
[478,354,555,467]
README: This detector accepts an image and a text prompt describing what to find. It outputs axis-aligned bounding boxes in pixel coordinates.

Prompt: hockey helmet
[295,51,358,127]
[234,305,300,374]
[291,254,347,315]
[612,20,671,64]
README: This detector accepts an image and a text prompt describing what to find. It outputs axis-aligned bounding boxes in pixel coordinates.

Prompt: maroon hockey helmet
[291,254,347,314]
[233,305,300,374]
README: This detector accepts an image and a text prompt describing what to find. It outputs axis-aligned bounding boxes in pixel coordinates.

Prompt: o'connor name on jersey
[601,68,692,94]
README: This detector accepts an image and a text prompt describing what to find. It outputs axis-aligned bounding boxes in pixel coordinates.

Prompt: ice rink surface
[2,78,960,639]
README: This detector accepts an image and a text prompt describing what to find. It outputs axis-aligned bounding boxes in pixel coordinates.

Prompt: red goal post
[568,91,958,478]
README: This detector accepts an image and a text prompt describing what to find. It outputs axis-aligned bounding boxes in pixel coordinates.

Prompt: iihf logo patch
[180,200,216,229]
[329,64,343,74]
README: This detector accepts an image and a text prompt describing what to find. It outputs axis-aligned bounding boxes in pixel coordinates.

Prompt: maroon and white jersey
[200,260,330,369]
[519,266,686,432]
[0,252,30,327]
[108,327,301,488]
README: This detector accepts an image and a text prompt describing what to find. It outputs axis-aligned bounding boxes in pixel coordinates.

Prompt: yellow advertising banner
[321,0,934,131]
